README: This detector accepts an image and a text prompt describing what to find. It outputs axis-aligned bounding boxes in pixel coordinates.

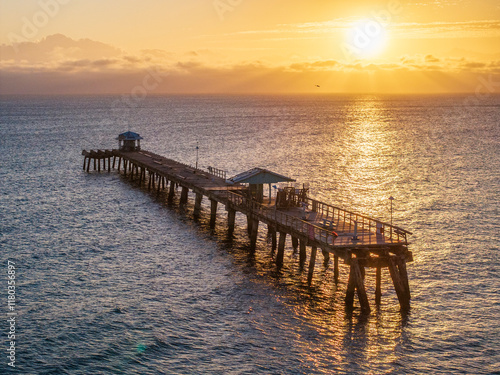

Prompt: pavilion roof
[117,131,143,141]
[229,168,295,185]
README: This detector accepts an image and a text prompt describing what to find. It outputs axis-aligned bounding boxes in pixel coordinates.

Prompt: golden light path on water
[288,97,407,370]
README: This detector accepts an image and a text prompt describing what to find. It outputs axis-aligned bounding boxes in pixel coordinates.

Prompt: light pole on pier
[389,196,394,240]
[195,142,199,170]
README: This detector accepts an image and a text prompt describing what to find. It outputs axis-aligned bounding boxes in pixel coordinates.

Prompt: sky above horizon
[1,0,500,94]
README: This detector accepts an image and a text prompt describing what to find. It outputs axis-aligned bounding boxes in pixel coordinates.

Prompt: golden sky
[1,0,499,94]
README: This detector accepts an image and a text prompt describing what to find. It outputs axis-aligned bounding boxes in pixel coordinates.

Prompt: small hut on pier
[228,168,295,203]
[117,131,143,152]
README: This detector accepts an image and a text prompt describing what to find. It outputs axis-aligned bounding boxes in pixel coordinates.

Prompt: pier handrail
[226,192,411,246]
[207,166,227,180]
[226,191,337,246]
[225,192,410,247]
[304,197,412,243]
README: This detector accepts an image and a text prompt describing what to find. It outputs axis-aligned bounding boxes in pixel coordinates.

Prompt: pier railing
[226,191,336,246]
[304,197,412,244]
[207,166,227,180]
[226,192,411,246]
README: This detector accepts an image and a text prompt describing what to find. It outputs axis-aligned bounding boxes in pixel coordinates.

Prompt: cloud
[1,34,499,95]
[425,55,440,63]
[216,19,500,41]
[0,34,122,64]
[393,20,500,39]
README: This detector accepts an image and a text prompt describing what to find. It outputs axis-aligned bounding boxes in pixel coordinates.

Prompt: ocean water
[0,94,499,374]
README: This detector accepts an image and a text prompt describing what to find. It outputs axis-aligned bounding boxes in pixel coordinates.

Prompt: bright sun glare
[346,18,388,59]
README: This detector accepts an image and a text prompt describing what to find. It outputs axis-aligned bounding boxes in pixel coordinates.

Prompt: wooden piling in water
[345,258,371,313]
[246,215,253,236]
[209,199,218,229]
[334,255,339,284]
[388,256,410,311]
[156,175,162,194]
[276,232,286,268]
[299,240,307,270]
[307,246,317,285]
[322,249,330,266]
[227,208,236,236]
[375,266,382,305]
[168,181,176,203]
[180,187,189,205]
[194,193,203,219]
[352,258,371,313]
[249,218,259,252]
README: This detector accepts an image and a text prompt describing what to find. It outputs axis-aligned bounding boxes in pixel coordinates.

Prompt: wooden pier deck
[82,148,413,313]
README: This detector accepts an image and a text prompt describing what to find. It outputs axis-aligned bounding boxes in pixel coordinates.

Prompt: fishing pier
[82,132,413,313]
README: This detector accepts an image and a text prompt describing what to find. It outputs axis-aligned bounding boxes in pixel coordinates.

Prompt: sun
[345,18,388,59]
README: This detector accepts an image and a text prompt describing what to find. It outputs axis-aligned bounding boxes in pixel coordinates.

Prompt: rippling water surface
[1,94,499,374]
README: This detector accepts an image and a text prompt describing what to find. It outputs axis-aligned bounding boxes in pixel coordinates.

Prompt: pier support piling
[307,246,317,285]
[334,255,339,284]
[156,175,162,194]
[247,215,253,236]
[269,226,277,252]
[209,199,218,229]
[322,249,330,266]
[276,232,286,268]
[375,266,382,305]
[168,181,176,203]
[388,257,411,311]
[227,208,236,236]
[194,193,203,219]
[345,258,371,313]
[180,187,189,205]
[249,219,259,252]
[299,240,307,270]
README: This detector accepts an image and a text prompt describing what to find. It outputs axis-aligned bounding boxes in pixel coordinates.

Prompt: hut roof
[229,168,295,185]
[117,131,143,141]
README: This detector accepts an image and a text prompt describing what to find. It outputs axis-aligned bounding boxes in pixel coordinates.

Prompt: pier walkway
[82,148,413,313]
